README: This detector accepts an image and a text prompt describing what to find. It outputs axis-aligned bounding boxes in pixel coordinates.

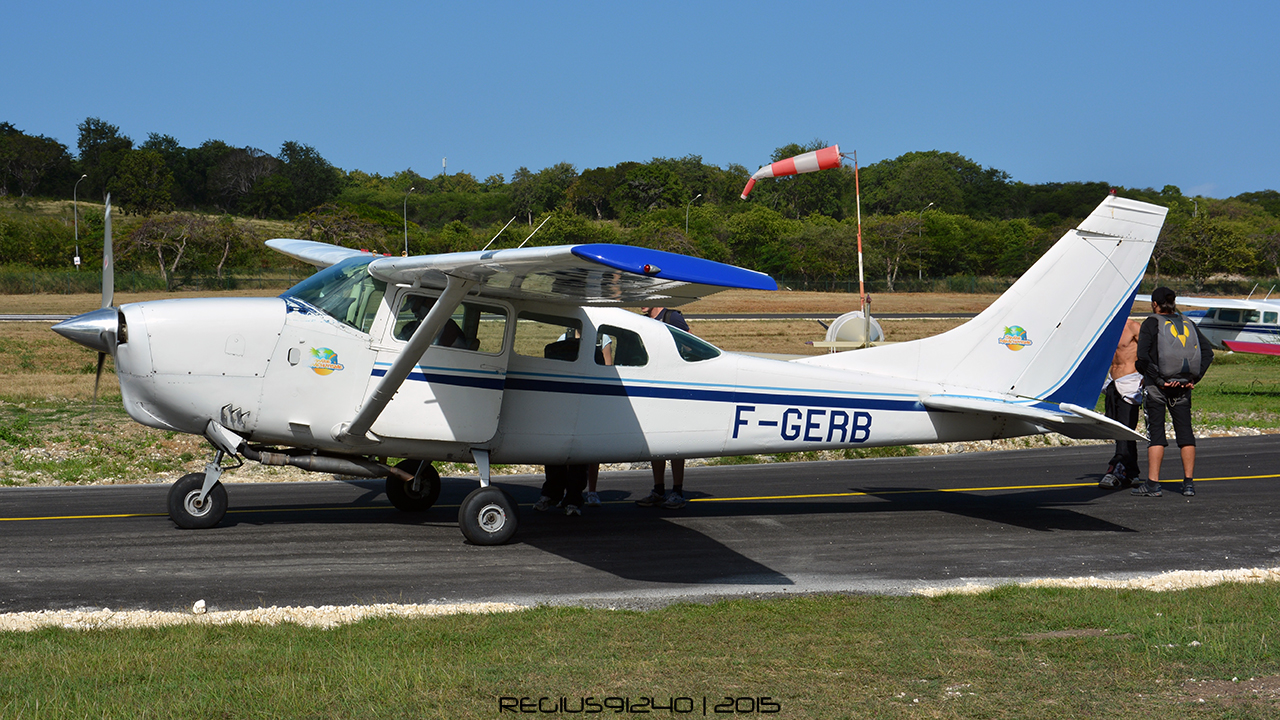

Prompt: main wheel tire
[167,472,228,529]
[386,460,441,512]
[458,486,518,545]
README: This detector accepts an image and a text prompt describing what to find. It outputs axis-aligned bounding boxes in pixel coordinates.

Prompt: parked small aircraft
[1136,293,1280,356]
[53,194,1167,544]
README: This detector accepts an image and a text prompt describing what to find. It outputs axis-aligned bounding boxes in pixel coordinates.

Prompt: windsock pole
[853,151,869,346]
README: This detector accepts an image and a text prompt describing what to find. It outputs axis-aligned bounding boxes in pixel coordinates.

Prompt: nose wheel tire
[458,486,518,545]
[167,472,228,529]
[386,460,441,512]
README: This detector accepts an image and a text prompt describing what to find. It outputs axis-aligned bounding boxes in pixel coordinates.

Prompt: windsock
[740,144,842,199]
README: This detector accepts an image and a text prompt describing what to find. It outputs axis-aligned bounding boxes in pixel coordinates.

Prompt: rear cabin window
[667,326,721,362]
[1246,310,1261,323]
[1219,309,1241,323]
[393,295,507,354]
[515,312,582,362]
[1266,312,1278,324]
[598,325,648,366]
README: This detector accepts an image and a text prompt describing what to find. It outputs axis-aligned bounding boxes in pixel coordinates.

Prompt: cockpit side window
[280,257,385,333]
[394,294,507,353]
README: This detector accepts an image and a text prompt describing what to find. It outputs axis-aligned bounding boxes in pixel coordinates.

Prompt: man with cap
[1131,287,1214,497]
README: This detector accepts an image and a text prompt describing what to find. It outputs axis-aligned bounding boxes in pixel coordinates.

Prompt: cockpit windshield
[280,256,386,333]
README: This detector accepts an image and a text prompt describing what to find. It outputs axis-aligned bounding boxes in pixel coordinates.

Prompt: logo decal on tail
[998,326,1033,351]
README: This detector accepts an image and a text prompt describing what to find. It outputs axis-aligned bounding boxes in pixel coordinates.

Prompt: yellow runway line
[3,473,1277,522]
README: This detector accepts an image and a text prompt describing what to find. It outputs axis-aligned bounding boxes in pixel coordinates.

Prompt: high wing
[269,240,777,306]
[266,238,372,269]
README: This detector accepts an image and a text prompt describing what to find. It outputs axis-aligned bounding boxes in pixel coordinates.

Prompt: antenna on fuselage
[480,216,517,252]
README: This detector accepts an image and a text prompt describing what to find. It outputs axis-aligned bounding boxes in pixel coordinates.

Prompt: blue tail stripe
[1043,286,1140,407]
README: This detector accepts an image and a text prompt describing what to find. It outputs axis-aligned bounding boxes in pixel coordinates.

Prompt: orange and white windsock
[740,144,842,199]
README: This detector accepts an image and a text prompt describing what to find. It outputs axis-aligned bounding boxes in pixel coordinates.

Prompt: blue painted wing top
[267,240,776,306]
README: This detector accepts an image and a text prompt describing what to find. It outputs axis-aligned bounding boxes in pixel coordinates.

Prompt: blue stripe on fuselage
[374,364,923,412]
[502,373,923,411]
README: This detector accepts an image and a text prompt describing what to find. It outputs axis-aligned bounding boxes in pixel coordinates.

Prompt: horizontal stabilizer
[1223,340,1280,356]
[922,394,1146,442]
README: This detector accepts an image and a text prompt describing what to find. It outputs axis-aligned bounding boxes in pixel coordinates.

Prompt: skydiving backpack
[1154,312,1202,383]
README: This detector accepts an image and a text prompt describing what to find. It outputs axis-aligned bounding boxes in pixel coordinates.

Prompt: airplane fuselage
[110,288,1027,467]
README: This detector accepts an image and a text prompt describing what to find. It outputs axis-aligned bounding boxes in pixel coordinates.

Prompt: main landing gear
[390,451,518,545]
[168,437,520,545]
[386,459,442,512]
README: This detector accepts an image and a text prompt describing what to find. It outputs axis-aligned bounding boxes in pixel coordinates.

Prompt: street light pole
[73,174,87,270]
[403,186,415,256]
[685,193,701,235]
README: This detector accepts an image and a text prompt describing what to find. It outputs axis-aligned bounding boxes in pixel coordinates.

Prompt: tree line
[3,118,1279,291]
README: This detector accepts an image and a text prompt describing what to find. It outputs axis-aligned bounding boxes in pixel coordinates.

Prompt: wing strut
[334,275,478,443]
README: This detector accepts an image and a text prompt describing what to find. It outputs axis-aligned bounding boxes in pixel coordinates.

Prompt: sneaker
[661,491,686,509]
[636,490,665,507]
[1181,480,1195,497]
[533,495,554,512]
[585,491,601,507]
[1130,480,1162,497]
[1099,473,1120,489]
[564,505,581,516]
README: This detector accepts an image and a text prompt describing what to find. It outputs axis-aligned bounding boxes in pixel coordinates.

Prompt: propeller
[95,194,114,405]
[52,195,117,411]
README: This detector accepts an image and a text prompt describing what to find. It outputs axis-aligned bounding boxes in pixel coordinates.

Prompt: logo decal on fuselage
[310,347,345,375]
[998,326,1033,351]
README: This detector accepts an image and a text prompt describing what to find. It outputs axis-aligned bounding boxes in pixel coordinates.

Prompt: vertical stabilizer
[800,195,1168,407]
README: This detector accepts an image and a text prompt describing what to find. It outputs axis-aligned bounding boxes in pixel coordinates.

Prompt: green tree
[76,117,133,199]
[182,139,235,209]
[1164,215,1254,290]
[109,149,176,216]
[567,167,621,220]
[279,141,340,214]
[1,131,70,197]
[864,213,926,291]
[209,147,279,212]
[241,174,293,219]
[612,162,683,217]
[294,203,390,253]
[726,205,798,275]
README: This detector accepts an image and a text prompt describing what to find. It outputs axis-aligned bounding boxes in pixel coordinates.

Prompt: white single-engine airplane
[53,194,1167,544]
[1136,292,1280,356]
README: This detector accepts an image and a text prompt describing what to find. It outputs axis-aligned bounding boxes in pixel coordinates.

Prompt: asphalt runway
[2,435,1278,613]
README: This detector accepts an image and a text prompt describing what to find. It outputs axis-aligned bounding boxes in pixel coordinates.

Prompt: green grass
[0,399,202,485]
[1,585,1277,718]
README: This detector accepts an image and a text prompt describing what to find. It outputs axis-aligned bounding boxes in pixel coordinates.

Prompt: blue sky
[4,1,1277,198]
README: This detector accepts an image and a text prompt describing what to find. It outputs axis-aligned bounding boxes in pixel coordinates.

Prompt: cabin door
[363,289,511,443]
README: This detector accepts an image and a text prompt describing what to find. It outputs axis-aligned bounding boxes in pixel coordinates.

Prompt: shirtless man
[1100,317,1143,488]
